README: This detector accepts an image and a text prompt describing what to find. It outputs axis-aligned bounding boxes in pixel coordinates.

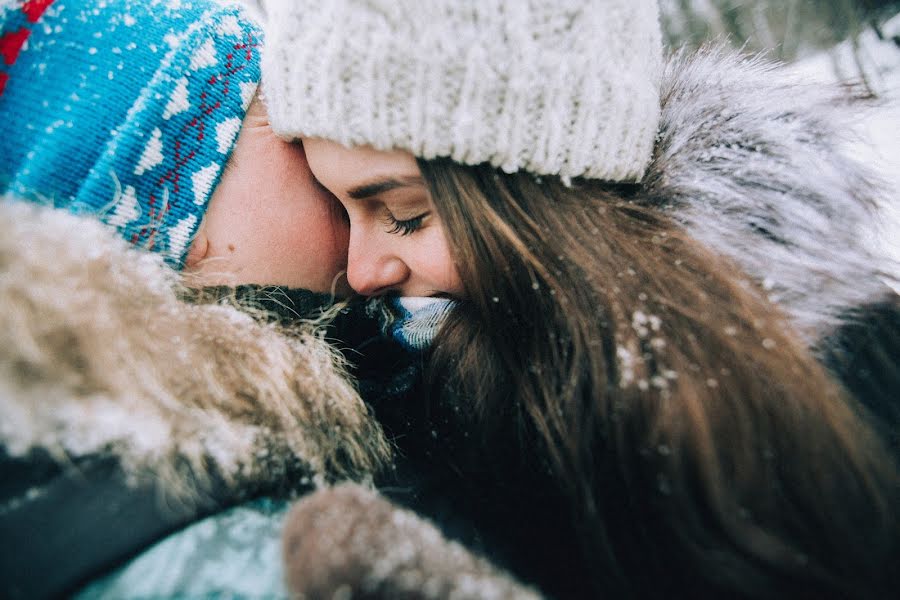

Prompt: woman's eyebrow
[347,175,424,200]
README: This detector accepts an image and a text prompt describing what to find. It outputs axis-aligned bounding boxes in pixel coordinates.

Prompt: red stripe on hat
[0,28,30,66]
[0,71,8,96]
[22,0,55,24]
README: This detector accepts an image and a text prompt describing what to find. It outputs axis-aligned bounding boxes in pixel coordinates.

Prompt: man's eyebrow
[347,175,425,200]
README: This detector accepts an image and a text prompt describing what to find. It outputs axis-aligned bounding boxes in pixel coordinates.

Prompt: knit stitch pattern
[0,0,261,266]
[263,0,662,182]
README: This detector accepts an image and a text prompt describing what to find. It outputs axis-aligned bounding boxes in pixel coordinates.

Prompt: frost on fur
[0,200,390,502]
[643,44,900,343]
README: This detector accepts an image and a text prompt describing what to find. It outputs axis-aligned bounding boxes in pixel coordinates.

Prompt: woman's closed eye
[384,211,429,236]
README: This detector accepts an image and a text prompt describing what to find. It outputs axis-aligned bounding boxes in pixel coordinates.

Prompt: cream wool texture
[0,201,390,499]
[262,0,663,182]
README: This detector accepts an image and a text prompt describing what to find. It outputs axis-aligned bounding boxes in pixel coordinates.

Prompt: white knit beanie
[262,0,662,182]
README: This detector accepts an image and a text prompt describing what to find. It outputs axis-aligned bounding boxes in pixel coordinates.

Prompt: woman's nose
[346,233,410,296]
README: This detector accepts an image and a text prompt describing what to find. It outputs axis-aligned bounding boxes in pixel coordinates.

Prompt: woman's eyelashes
[384,210,429,236]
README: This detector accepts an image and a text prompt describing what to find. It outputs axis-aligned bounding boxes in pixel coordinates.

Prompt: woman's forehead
[302,138,421,191]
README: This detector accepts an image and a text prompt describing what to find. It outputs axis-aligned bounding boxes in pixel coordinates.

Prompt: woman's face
[302,138,464,298]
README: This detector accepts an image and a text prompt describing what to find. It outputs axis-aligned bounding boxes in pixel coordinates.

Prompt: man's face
[184,94,351,295]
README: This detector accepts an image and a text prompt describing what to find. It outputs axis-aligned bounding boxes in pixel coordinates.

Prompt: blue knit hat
[0,0,262,266]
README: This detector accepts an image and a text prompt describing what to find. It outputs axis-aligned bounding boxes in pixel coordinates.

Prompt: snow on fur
[0,200,390,499]
[643,44,899,343]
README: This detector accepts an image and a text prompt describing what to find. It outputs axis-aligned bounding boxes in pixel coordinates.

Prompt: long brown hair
[418,157,899,598]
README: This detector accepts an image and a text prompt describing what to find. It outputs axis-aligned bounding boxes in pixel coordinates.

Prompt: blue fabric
[75,498,290,600]
[385,296,455,352]
[0,0,261,266]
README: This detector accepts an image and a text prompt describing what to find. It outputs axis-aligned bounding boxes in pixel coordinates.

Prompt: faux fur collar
[0,201,389,501]
[644,45,899,343]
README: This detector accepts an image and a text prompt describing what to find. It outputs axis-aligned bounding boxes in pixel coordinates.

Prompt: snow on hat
[0,0,262,266]
[262,0,662,183]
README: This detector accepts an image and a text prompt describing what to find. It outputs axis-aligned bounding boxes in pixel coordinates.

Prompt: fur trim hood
[0,201,390,500]
[643,45,899,344]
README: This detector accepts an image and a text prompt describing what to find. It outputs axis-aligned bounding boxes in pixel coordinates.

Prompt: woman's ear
[183,227,209,269]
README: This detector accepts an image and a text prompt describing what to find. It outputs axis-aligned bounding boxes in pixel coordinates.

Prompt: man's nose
[346,232,410,296]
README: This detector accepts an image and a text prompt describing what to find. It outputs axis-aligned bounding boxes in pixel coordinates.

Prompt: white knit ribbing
[262,0,662,182]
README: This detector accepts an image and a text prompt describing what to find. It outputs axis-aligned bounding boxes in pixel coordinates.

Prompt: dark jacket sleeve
[0,448,221,600]
[820,294,900,452]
